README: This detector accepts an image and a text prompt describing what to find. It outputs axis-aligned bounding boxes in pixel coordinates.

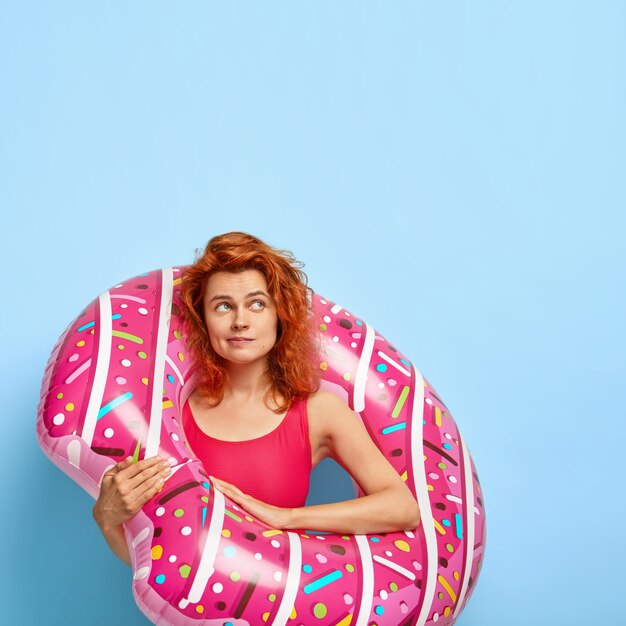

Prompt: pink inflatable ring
[37,267,486,626]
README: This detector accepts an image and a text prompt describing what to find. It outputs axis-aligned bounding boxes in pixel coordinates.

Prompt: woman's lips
[227,338,253,345]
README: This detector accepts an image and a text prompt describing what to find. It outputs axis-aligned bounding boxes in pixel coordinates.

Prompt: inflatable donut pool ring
[37,267,486,626]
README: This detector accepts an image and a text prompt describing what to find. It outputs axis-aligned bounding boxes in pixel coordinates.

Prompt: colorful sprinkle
[111,330,144,344]
[97,392,133,419]
[381,422,406,435]
[303,570,343,594]
[394,540,410,552]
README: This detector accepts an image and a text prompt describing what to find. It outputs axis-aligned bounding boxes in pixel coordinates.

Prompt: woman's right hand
[93,456,172,530]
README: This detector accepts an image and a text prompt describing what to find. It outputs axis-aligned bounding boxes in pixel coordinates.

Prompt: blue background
[1,2,624,625]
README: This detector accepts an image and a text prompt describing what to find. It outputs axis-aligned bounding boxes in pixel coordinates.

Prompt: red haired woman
[93,232,420,565]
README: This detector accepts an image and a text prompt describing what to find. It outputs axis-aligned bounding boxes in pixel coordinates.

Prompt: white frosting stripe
[81,292,112,447]
[353,534,374,626]
[271,532,302,626]
[376,350,411,377]
[145,268,173,459]
[165,354,184,386]
[372,555,416,581]
[410,368,438,626]
[179,488,225,608]
[353,323,375,413]
[453,434,476,619]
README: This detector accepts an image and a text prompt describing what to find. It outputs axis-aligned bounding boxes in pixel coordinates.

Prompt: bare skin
[93,270,420,565]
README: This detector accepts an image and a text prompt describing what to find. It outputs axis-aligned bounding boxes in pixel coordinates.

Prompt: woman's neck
[222,360,273,403]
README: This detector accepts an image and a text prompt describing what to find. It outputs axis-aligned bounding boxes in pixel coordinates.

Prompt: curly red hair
[179,232,320,412]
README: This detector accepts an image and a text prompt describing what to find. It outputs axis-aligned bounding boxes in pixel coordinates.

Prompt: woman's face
[202,269,279,368]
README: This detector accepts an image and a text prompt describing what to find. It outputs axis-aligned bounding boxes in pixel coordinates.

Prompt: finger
[116,456,170,488]
[211,477,248,503]
[133,472,169,508]
[107,456,134,477]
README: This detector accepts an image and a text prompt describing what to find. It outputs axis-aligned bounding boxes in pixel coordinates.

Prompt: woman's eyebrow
[207,290,269,303]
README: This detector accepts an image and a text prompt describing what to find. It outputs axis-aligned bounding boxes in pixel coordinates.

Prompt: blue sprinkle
[455,513,463,539]
[375,605,385,616]
[303,570,342,594]
[111,314,121,320]
[443,443,452,450]
[167,374,175,384]
[381,422,406,435]
[201,507,207,527]
[356,320,363,326]
[77,320,95,332]
[202,481,211,489]
[303,564,313,574]
[369,537,380,543]
[155,574,166,584]
[376,363,388,373]
[442,519,451,527]
[400,358,410,366]
[223,546,237,558]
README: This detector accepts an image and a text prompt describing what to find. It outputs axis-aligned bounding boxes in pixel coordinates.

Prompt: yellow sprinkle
[76,340,85,347]
[453,570,460,581]
[427,484,434,491]
[262,612,270,622]
[177,352,184,362]
[434,520,446,535]
[290,607,297,620]
[401,471,408,482]
[141,377,149,385]
[335,614,353,626]
[262,529,283,537]
[162,400,173,409]
[394,540,410,552]
[172,277,182,286]
[437,574,457,603]
[65,402,75,412]
[221,529,231,538]
[195,605,204,614]
[151,545,163,560]
[435,406,442,426]
[319,361,328,371]
[444,606,452,617]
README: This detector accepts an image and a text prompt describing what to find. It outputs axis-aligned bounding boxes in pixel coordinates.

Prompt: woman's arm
[93,456,172,566]
[211,391,420,534]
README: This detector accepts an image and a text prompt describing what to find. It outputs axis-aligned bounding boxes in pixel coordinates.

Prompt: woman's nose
[231,310,249,329]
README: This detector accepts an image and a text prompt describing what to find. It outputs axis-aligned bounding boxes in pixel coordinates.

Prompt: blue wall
[1,2,624,624]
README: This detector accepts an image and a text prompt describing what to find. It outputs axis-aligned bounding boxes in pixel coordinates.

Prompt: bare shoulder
[306,390,352,420]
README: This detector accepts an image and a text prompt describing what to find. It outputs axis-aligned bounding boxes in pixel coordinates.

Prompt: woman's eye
[251,300,265,309]
[216,303,231,311]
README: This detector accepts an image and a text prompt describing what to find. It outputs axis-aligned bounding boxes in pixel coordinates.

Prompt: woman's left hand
[210,476,293,529]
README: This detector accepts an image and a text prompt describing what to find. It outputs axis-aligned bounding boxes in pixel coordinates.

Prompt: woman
[93,232,420,565]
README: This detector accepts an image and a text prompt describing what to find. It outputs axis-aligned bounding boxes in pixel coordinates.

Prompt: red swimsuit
[182,397,312,508]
